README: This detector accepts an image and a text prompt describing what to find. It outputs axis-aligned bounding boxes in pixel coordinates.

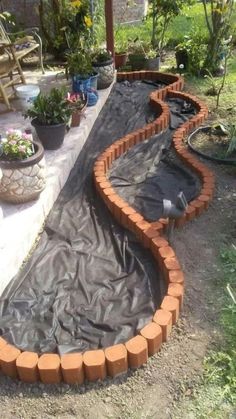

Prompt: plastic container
[15,84,40,110]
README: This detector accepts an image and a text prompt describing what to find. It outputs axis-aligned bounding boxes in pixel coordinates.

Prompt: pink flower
[9,140,17,145]
[6,128,15,134]
[22,133,31,140]
[18,145,26,153]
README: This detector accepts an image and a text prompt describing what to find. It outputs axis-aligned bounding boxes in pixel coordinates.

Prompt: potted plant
[114,39,128,69]
[92,49,115,90]
[145,48,160,70]
[0,129,46,204]
[175,31,207,75]
[128,40,148,70]
[67,51,94,93]
[67,92,87,127]
[25,88,72,150]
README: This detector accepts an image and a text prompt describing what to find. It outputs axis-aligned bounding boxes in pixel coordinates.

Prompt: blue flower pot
[86,89,99,106]
[72,75,91,94]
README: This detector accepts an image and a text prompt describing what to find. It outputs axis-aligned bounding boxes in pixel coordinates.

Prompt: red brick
[126,72,134,82]
[151,221,164,234]
[145,124,153,138]
[151,236,169,251]
[0,337,7,350]
[121,206,136,227]
[61,353,84,385]
[133,131,141,145]
[125,335,148,369]
[139,129,146,141]
[16,351,39,383]
[164,257,181,271]
[203,174,215,184]
[127,213,144,232]
[168,269,185,284]
[94,161,105,171]
[200,187,214,199]
[198,194,211,209]
[113,198,128,222]
[99,181,111,190]
[159,218,169,232]
[105,344,128,377]
[163,257,181,281]
[168,283,184,308]
[153,309,172,342]
[102,188,116,205]
[203,179,215,189]
[133,71,141,80]
[151,238,169,262]
[95,176,107,184]
[140,322,162,356]
[190,199,205,216]
[38,354,61,384]
[83,350,106,382]
[135,220,151,241]
[114,143,121,159]
[161,296,180,324]
[158,246,175,264]
[0,344,21,378]
[185,205,196,221]
[143,227,160,248]
[123,136,131,151]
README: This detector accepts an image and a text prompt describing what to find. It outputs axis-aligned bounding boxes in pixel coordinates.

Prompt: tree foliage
[38,0,93,57]
[202,0,235,72]
[148,0,195,55]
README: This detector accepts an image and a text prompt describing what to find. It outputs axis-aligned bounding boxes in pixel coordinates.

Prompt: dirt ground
[0,153,235,418]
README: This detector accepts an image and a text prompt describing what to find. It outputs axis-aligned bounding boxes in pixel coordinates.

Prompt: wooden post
[105,0,114,58]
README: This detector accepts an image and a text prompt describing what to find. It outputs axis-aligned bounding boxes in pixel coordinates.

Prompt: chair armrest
[5,27,40,37]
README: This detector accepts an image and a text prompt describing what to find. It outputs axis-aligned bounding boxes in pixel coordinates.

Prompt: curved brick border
[0,71,214,384]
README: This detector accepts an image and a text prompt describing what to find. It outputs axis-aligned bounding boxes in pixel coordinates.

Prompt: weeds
[204,245,236,404]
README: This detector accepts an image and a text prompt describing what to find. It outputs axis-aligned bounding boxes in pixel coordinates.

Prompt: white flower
[179,64,184,69]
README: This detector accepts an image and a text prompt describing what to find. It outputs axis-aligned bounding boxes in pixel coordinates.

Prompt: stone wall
[1,0,39,28]
[2,0,148,28]
[113,0,148,23]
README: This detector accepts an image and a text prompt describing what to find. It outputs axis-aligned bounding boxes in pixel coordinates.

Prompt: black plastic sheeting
[0,81,199,355]
[109,98,200,221]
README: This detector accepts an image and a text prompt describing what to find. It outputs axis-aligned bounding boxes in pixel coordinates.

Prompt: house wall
[1,0,40,28]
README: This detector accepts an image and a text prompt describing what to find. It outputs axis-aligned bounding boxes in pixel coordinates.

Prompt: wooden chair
[0,21,44,110]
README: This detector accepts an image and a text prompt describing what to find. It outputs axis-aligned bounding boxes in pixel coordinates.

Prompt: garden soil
[0,82,235,418]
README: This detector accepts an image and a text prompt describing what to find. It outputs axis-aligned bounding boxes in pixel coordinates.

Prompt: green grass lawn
[115,2,236,48]
[116,3,213,47]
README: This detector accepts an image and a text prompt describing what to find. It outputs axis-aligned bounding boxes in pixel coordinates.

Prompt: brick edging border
[0,71,214,385]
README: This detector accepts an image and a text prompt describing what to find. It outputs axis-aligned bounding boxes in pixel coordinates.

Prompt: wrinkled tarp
[0,81,199,354]
[109,98,200,221]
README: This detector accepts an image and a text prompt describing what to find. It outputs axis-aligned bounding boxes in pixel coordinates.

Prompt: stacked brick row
[0,71,214,385]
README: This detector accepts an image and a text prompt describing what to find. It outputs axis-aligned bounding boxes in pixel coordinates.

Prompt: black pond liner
[188,126,236,165]
[0,81,200,355]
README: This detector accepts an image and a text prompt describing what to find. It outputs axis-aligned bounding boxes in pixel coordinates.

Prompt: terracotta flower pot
[0,141,46,204]
[71,103,87,127]
[114,52,128,69]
